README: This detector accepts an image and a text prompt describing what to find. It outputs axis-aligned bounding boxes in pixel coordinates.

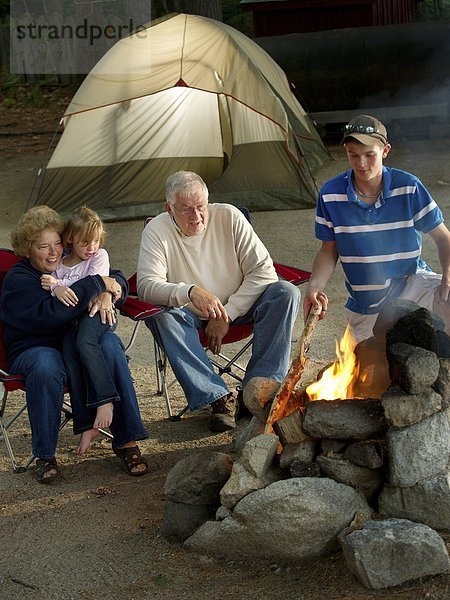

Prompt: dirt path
[1,95,449,599]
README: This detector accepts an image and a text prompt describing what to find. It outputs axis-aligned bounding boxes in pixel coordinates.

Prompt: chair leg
[0,398,114,474]
[207,338,253,382]
[153,339,191,421]
[124,320,142,353]
[0,417,22,473]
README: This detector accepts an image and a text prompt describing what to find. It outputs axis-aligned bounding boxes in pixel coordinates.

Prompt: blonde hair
[62,205,106,248]
[11,205,65,258]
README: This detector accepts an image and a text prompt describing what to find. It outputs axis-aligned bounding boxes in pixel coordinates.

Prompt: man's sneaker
[210,393,238,432]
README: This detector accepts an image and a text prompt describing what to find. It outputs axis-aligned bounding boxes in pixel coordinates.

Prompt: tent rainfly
[34,13,330,220]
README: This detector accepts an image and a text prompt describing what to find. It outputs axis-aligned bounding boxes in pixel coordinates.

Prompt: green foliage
[0,75,56,109]
[223,0,254,36]
[150,0,253,35]
[415,0,450,21]
[0,0,9,21]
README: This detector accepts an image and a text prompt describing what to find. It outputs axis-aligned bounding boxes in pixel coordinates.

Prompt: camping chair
[0,248,112,473]
[120,212,311,421]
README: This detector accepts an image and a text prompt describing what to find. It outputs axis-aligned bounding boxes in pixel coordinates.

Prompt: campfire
[306,324,363,401]
[165,304,450,589]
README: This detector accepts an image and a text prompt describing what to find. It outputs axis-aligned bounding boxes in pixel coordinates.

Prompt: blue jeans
[146,281,300,411]
[74,314,120,407]
[10,347,67,460]
[63,327,148,447]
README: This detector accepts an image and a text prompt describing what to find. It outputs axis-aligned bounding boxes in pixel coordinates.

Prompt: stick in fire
[264,303,322,433]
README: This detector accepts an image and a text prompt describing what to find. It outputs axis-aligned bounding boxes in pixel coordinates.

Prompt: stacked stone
[378,309,450,531]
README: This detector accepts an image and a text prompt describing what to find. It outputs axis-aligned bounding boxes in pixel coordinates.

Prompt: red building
[241,0,416,36]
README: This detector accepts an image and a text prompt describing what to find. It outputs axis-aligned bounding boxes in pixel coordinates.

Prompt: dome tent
[35,13,330,220]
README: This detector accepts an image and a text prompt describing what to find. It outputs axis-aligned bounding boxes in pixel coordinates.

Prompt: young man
[137,171,300,432]
[304,114,450,342]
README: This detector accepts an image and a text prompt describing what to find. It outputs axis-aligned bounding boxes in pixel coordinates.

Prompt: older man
[137,171,300,431]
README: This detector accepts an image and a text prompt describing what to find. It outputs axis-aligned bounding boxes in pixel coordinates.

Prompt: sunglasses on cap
[343,122,388,143]
[344,123,378,135]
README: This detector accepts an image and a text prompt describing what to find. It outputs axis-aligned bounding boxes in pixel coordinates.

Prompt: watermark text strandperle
[14,18,146,46]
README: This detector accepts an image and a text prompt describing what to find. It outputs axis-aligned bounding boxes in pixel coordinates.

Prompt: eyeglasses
[172,203,208,216]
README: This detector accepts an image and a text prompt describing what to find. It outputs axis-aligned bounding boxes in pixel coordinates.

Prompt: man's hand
[189,286,229,322]
[55,285,79,307]
[204,318,230,354]
[40,274,57,290]
[303,287,328,322]
[89,291,116,326]
[434,281,450,304]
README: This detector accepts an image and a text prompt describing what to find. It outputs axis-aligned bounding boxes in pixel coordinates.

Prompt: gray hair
[165,171,209,205]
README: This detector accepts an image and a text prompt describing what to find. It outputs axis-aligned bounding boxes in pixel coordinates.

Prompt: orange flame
[306,324,361,401]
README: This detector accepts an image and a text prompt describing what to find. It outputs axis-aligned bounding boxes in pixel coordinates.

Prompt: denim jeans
[10,346,67,460]
[63,327,148,447]
[74,313,120,407]
[146,280,301,411]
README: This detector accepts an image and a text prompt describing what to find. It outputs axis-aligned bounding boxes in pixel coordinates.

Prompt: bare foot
[93,402,113,429]
[76,429,100,455]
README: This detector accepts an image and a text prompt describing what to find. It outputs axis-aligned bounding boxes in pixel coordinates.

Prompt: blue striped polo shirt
[315,166,443,315]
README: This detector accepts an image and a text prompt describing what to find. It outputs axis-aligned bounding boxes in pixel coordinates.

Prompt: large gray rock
[302,399,386,440]
[387,343,440,394]
[381,386,442,427]
[373,299,419,339]
[164,451,233,504]
[386,307,438,353]
[279,440,317,469]
[387,411,450,486]
[185,478,372,562]
[163,500,217,543]
[339,518,450,590]
[433,358,450,409]
[234,416,265,452]
[343,441,384,469]
[378,472,450,532]
[373,300,444,340]
[219,461,283,509]
[240,434,279,478]
[316,455,383,498]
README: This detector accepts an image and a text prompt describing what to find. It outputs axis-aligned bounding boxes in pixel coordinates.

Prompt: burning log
[273,408,310,445]
[264,304,322,433]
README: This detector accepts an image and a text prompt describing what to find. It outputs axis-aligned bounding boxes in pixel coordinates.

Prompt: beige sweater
[137,204,278,322]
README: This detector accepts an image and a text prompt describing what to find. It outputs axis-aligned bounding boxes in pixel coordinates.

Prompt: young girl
[41,206,121,446]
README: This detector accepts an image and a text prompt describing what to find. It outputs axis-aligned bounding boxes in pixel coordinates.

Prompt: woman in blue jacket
[0,206,148,483]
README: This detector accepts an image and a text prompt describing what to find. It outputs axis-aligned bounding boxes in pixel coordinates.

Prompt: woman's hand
[89,291,117,326]
[101,276,122,302]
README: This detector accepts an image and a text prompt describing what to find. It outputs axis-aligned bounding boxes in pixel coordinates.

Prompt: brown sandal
[35,458,59,484]
[112,445,148,477]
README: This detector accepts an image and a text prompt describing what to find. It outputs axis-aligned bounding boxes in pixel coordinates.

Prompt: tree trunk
[172,0,222,21]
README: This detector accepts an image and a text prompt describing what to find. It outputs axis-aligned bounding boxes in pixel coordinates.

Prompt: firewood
[264,304,322,433]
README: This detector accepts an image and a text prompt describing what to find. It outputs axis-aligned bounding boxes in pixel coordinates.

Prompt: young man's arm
[429,223,450,301]
[303,241,338,320]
